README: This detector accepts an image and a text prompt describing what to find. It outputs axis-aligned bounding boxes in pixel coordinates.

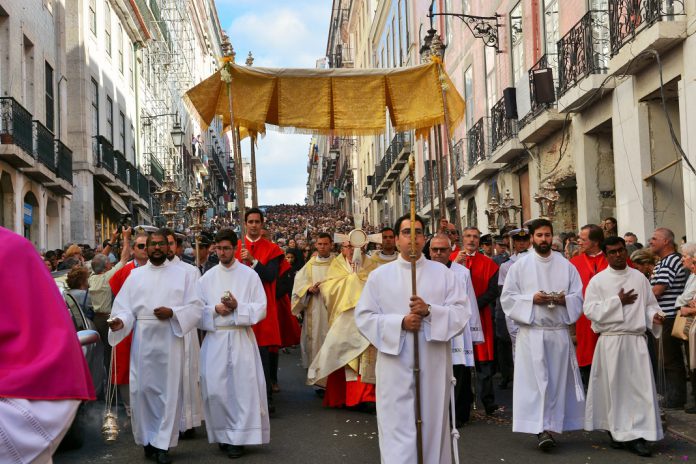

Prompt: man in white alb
[108,229,203,464]
[583,236,664,457]
[369,227,399,265]
[197,228,269,459]
[355,214,470,464]
[500,218,585,451]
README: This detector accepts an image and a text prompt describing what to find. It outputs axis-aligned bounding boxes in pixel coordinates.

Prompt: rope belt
[600,331,645,337]
[216,325,244,330]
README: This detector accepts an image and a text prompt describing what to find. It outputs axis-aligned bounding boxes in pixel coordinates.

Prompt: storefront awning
[98,181,129,214]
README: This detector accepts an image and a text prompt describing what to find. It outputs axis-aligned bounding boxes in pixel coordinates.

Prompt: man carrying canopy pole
[355,212,470,463]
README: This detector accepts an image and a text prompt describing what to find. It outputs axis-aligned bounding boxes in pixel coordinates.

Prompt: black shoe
[607,432,623,449]
[628,439,651,457]
[156,450,172,464]
[314,388,325,398]
[218,443,230,451]
[498,380,509,390]
[227,445,245,459]
[144,444,156,458]
[537,431,556,451]
[485,404,499,416]
[179,428,196,439]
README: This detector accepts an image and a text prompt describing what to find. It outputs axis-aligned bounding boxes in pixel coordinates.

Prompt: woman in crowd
[631,248,660,279]
[66,265,94,320]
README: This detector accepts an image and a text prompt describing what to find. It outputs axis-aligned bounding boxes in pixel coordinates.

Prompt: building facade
[0,0,74,249]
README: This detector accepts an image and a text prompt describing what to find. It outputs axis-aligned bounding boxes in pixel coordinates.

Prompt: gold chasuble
[307,254,378,386]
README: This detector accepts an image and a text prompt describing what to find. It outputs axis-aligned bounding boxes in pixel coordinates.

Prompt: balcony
[139,171,151,204]
[0,97,34,168]
[448,139,477,196]
[329,43,354,69]
[518,55,566,144]
[609,0,685,74]
[489,97,524,164]
[558,10,613,111]
[467,118,504,181]
[147,154,165,186]
[43,140,73,195]
[94,136,115,181]
[23,121,56,183]
[373,132,412,200]
[111,150,129,193]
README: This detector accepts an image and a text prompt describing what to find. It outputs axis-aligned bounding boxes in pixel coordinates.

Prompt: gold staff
[408,154,424,464]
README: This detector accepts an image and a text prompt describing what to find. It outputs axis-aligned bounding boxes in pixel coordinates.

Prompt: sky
[215,0,333,205]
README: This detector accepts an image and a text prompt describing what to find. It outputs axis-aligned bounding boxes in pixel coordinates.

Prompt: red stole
[450,251,499,362]
[570,252,608,367]
[108,261,137,385]
[236,237,285,347]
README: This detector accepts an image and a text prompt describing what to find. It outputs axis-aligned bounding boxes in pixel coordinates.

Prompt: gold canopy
[184,61,464,138]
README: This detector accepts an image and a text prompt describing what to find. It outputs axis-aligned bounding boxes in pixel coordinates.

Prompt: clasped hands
[533,291,566,306]
[215,292,238,316]
[402,296,430,332]
[107,306,173,331]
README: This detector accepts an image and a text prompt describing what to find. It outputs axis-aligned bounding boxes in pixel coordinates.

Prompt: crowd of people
[4,202,696,463]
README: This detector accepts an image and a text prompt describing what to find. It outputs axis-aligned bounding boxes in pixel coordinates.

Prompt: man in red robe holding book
[451,227,500,415]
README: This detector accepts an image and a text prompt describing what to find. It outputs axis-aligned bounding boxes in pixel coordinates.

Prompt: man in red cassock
[452,227,500,415]
[109,231,150,415]
[570,224,608,387]
[235,208,284,413]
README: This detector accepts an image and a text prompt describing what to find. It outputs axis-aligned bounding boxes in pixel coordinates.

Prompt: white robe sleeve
[423,270,470,342]
[583,279,624,326]
[355,274,406,356]
[197,279,219,332]
[644,278,663,339]
[465,277,483,344]
[500,264,535,325]
[169,270,203,337]
[108,278,136,346]
[561,265,584,324]
[233,273,267,326]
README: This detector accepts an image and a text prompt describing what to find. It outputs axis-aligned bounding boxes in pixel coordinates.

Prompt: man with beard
[109,230,151,415]
[428,233,482,427]
[198,229,269,459]
[451,227,500,415]
[108,230,203,464]
[164,229,204,439]
[369,227,398,265]
[501,218,585,451]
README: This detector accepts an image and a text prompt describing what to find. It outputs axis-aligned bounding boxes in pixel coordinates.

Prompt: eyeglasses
[135,243,146,250]
[430,247,450,253]
[149,241,167,248]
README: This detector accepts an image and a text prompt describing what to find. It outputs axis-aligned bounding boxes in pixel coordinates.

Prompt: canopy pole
[227,83,246,250]
[433,126,447,225]
[437,65,463,248]
[250,136,259,207]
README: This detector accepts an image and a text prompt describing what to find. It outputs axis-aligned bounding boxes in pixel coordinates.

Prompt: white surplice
[108,259,203,450]
[171,256,204,432]
[583,266,664,442]
[449,261,483,366]
[498,252,527,346]
[291,255,333,369]
[197,260,270,446]
[500,250,585,434]
[355,255,470,464]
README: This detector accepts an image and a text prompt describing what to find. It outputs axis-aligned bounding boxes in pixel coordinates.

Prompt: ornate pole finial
[245,51,254,67]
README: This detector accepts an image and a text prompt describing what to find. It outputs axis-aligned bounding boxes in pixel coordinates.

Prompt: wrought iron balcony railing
[419,174,432,208]
[558,10,610,96]
[95,136,115,172]
[467,118,487,168]
[149,154,164,185]
[127,162,139,192]
[55,140,73,184]
[609,0,685,57]
[0,97,34,155]
[33,120,55,171]
[139,170,151,203]
[114,150,128,183]
[519,54,559,128]
[490,98,517,151]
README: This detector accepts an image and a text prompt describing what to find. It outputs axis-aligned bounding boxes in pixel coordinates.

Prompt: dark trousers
[452,365,473,424]
[657,317,688,407]
[93,314,112,384]
[496,338,514,385]
[579,365,591,390]
[258,347,273,400]
[269,351,279,385]
[476,361,496,408]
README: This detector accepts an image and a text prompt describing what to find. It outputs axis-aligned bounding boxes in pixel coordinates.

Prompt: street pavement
[56,347,696,463]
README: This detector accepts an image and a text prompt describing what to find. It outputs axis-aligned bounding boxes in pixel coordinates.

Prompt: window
[129,44,134,88]
[88,0,97,35]
[90,78,99,141]
[119,111,125,152]
[464,66,473,130]
[118,24,123,73]
[391,17,397,67]
[445,0,453,45]
[104,3,111,56]
[510,2,524,85]
[130,123,135,161]
[45,62,54,132]
[485,46,497,113]
[106,96,113,142]
[543,0,559,56]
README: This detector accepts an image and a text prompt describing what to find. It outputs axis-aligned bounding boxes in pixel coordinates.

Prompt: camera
[116,213,132,234]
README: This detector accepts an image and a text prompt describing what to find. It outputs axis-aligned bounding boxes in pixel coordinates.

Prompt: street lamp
[170,121,185,148]
[426,0,502,53]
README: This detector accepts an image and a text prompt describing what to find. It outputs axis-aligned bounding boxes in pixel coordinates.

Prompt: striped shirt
[650,252,689,317]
